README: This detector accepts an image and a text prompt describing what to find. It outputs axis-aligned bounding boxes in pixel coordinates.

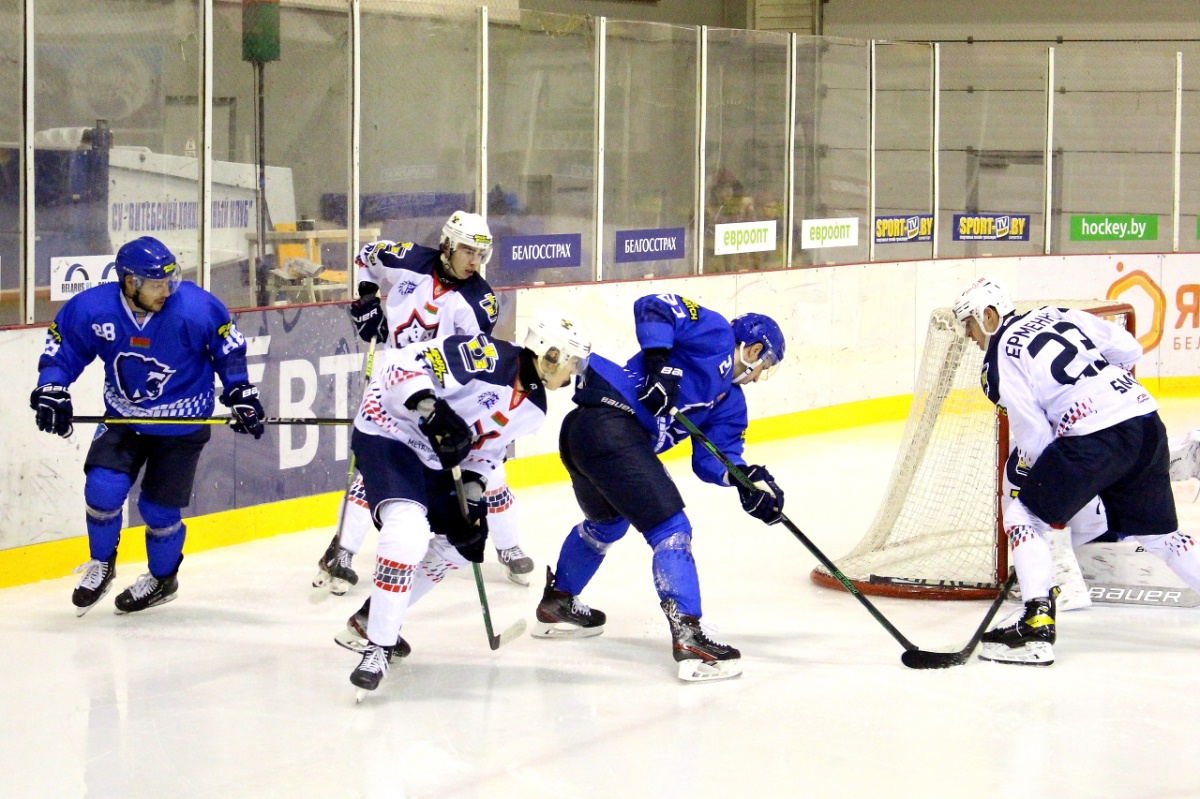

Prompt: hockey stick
[670,409,919,653]
[451,466,528,650]
[74,416,353,426]
[900,569,1018,669]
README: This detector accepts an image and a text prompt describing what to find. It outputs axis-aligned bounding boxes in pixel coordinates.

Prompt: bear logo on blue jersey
[114,352,177,403]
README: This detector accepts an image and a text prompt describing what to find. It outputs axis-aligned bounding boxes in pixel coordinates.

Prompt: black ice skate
[72,554,117,617]
[312,535,358,595]
[662,598,742,682]
[532,567,606,638]
[351,642,397,702]
[114,572,179,615]
[496,544,534,586]
[979,586,1059,666]
[334,599,411,658]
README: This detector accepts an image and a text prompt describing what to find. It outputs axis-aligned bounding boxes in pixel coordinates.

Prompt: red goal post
[809,300,1137,600]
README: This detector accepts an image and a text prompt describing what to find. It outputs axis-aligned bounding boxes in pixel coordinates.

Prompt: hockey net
[810,300,1136,600]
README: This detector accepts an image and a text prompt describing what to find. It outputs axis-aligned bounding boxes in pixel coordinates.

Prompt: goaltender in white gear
[955,276,1200,666]
[346,317,591,696]
[316,211,539,592]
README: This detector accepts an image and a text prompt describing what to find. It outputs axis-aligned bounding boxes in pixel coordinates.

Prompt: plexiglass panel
[488,11,596,288]
[937,43,1047,259]
[1179,43,1200,253]
[0,0,20,325]
[360,3,478,272]
[603,20,697,281]
[1054,43,1177,255]
[704,28,789,274]
[33,0,200,322]
[795,37,869,267]
[873,42,932,263]
[212,0,349,310]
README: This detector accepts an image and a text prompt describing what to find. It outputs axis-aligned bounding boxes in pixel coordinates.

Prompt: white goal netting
[811,300,1135,600]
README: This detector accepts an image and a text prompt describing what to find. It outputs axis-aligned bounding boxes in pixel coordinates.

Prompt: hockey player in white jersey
[345,317,591,696]
[954,276,1200,665]
[32,236,264,616]
[312,211,539,592]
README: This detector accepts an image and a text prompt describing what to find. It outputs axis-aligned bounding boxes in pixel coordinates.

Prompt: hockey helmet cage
[524,315,592,378]
[731,312,785,382]
[115,236,182,294]
[441,211,494,266]
[953,276,1014,336]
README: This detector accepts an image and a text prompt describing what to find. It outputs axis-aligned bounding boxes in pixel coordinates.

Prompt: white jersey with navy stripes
[983,306,1155,464]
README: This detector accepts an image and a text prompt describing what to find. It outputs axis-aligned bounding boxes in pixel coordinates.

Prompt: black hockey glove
[30,384,73,438]
[411,392,474,468]
[729,464,785,525]
[637,348,683,418]
[221,383,265,439]
[349,294,388,344]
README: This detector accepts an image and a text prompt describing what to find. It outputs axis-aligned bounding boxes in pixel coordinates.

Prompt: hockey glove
[349,294,388,344]
[637,348,683,418]
[221,383,266,439]
[30,384,73,438]
[729,464,785,525]
[411,392,474,468]
[460,471,489,536]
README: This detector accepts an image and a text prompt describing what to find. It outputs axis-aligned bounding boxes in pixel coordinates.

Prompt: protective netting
[811,301,1133,600]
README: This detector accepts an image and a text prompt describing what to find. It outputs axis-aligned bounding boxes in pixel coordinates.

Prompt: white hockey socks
[1006,499,1056,601]
[408,535,469,606]
[1133,532,1200,591]
[366,500,433,646]
[486,486,520,551]
[336,475,373,555]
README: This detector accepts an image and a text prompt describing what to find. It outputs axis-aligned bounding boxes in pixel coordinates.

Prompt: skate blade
[355,687,369,704]
[113,592,178,616]
[75,585,113,617]
[328,577,352,596]
[978,640,1055,666]
[335,628,368,653]
[531,620,605,639]
[677,658,743,682]
[504,569,531,587]
[312,568,330,589]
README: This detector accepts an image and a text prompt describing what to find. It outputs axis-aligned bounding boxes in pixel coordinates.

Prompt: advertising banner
[1070,215,1158,241]
[875,215,933,244]
[800,217,858,249]
[50,255,118,301]
[614,227,686,263]
[499,233,583,270]
[952,214,1030,241]
[714,220,777,255]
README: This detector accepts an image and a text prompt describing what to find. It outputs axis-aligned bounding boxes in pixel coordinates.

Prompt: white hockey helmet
[953,276,1014,337]
[441,211,494,266]
[523,314,592,382]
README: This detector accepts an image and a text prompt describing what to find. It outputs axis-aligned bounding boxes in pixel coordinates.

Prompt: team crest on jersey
[479,292,500,324]
[460,335,499,373]
[423,347,450,387]
[114,352,176,402]
[478,391,499,409]
[396,280,417,297]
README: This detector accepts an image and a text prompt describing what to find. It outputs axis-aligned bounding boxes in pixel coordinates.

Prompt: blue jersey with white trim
[36,281,250,436]
[586,293,747,484]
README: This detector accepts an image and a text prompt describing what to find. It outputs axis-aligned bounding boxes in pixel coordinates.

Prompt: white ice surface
[5,402,1200,799]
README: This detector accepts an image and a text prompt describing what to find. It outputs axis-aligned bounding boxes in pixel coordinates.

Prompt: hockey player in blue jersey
[533,293,786,681]
[31,236,265,617]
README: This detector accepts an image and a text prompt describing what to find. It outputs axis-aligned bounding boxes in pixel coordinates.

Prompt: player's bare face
[124,276,171,313]
[445,245,485,281]
[732,342,766,384]
[964,308,998,351]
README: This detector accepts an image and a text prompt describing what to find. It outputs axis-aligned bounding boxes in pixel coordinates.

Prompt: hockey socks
[84,467,132,561]
[554,517,629,596]
[1135,532,1200,590]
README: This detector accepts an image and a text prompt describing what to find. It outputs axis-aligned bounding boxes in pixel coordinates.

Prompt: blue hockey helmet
[731,312,785,383]
[115,236,182,294]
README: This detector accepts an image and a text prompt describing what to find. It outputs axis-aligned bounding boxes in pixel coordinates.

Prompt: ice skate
[497,545,534,586]
[351,642,397,702]
[312,535,358,595]
[114,571,179,615]
[334,602,411,658]
[72,554,117,617]
[662,598,742,682]
[979,587,1059,666]
[532,567,606,638]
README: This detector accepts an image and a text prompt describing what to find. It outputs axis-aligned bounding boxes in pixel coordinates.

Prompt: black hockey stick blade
[900,570,1019,670]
